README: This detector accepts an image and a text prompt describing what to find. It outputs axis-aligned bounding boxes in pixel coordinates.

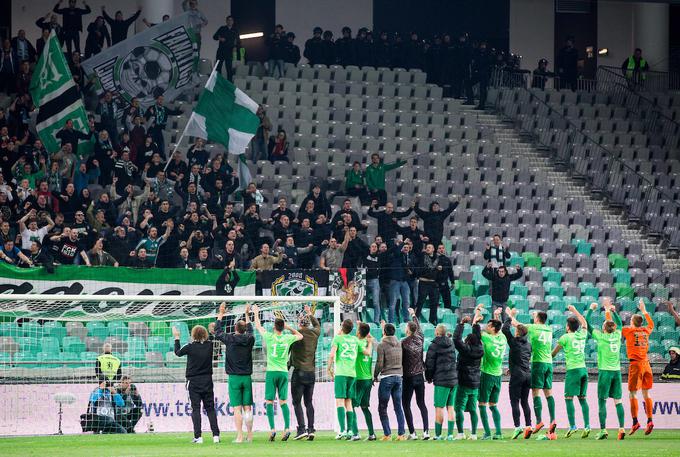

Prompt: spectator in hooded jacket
[452,309,484,440]
[320,31,336,66]
[414,199,458,248]
[283,33,300,65]
[335,27,355,66]
[503,308,534,438]
[482,264,524,318]
[401,308,429,439]
[84,15,111,59]
[424,322,457,440]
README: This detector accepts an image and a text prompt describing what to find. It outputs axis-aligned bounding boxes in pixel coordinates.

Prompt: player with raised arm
[214,302,255,443]
[350,322,376,440]
[328,319,361,440]
[452,306,484,440]
[478,306,507,440]
[586,299,626,440]
[552,305,590,438]
[525,310,556,438]
[622,299,655,435]
[252,304,304,441]
[503,307,533,439]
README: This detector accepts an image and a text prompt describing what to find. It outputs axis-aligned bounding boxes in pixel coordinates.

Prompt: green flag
[29,31,89,154]
[184,67,259,188]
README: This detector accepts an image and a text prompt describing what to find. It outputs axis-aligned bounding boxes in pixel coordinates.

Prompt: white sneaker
[192,437,203,444]
[213,436,220,444]
[468,435,478,441]
[422,431,430,440]
[408,433,418,440]
[453,433,466,441]
[335,432,346,440]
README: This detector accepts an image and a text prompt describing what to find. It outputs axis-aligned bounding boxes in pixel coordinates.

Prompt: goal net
[0,294,341,436]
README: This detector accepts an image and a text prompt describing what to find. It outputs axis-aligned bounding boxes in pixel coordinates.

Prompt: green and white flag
[29,31,89,154]
[184,67,259,187]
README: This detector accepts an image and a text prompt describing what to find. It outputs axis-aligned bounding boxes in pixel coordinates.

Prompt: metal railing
[596,66,680,153]
[600,65,680,92]
[490,69,680,247]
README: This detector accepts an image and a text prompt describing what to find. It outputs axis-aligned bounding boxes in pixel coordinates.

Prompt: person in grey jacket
[374,322,406,440]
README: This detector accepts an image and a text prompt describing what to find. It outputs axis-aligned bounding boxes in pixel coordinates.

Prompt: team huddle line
[168,297,656,443]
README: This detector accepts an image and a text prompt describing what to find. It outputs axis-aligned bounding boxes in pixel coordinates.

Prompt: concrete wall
[598,1,634,69]
[509,0,554,72]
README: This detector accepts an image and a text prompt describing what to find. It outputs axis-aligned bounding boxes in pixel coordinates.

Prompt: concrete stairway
[468,109,680,276]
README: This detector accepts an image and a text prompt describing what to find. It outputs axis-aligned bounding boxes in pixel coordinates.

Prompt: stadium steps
[475,111,680,275]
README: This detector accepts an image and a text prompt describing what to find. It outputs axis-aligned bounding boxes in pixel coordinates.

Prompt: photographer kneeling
[82,380,127,434]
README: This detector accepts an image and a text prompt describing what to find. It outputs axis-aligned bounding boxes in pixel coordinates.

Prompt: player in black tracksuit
[502,312,533,439]
[214,303,255,443]
[173,324,220,443]
[453,313,484,438]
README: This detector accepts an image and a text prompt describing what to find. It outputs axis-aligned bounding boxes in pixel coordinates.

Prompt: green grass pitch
[1,430,680,457]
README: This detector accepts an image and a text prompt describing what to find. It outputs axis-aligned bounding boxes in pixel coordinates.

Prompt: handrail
[596,66,680,152]
[490,68,680,241]
[599,64,680,92]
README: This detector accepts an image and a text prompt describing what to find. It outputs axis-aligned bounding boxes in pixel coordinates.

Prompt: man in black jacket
[214,303,255,443]
[415,243,440,325]
[436,244,454,310]
[101,5,142,45]
[303,27,323,65]
[414,200,457,248]
[53,0,91,54]
[173,323,220,443]
[368,200,412,244]
[283,33,300,65]
[401,308,429,439]
[482,263,524,319]
[424,323,457,440]
[453,310,484,440]
[335,27,355,66]
[503,309,533,439]
[213,16,240,81]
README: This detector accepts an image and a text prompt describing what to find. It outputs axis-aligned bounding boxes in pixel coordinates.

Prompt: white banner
[1,381,679,435]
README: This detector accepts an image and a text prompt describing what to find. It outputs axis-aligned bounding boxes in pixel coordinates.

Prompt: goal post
[0,293,343,435]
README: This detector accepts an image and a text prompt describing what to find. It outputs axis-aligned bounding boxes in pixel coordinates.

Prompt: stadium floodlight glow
[239,32,264,40]
[598,48,609,56]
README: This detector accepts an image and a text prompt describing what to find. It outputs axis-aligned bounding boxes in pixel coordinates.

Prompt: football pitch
[2,430,680,457]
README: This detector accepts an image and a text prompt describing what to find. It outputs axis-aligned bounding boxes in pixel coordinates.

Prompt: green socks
[337,407,346,433]
[470,408,479,435]
[533,396,543,423]
[346,411,356,436]
[447,420,455,436]
[546,396,556,422]
[281,403,290,429]
[566,398,576,428]
[616,403,625,428]
[455,409,465,433]
[579,397,590,429]
[435,421,443,437]
[361,407,374,435]
[266,403,275,430]
[490,406,502,435]
[598,399,607,429]
[479,405,491,436]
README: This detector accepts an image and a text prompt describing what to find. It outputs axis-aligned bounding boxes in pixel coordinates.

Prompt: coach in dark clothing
[482,264,523,316]
[401,309,429,438]
[53,0,91,54]
[502,313,532,432]
[453,315,484,435]
[303,27,323,66]
[435,244,454,310]
[289,306,320,439]
[213,16,240,81]
[102,6,141,45]
[414,200,458,248]
[173,324,220,443]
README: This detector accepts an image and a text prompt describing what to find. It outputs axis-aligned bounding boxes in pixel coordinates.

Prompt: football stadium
[0,0,679,456]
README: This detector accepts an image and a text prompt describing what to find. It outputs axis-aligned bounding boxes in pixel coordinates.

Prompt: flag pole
[163,60,221,173]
